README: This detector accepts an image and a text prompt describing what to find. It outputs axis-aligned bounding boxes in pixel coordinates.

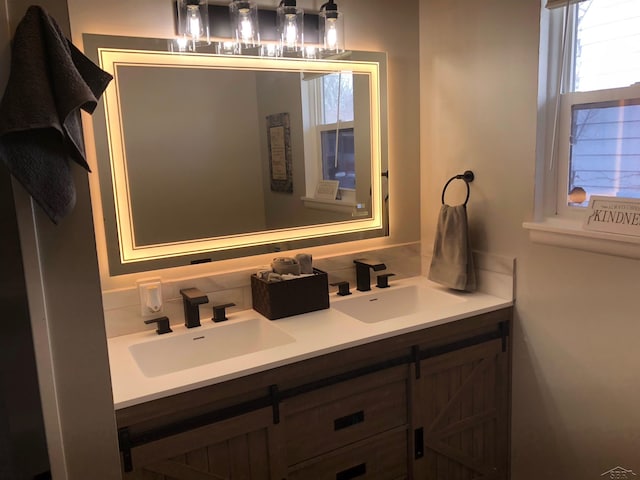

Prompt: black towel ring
[441,170,475,206]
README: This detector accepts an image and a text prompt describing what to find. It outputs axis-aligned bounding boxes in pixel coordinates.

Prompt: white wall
[120,67,267,243]
[419,0,640,477]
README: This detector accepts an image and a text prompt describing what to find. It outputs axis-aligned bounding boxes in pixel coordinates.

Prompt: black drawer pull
[414,427,424,459]
[336,463,366,480]
[334,410,365,431]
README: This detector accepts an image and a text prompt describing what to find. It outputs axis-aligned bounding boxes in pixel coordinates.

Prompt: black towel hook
[441,170,475,206]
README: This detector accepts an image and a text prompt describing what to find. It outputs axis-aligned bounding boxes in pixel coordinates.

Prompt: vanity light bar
[175,3,320,44]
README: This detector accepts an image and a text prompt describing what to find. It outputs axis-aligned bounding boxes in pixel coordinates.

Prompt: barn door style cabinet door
[116,308,512,480]
[412,326,511,479]
[122,407,281,479]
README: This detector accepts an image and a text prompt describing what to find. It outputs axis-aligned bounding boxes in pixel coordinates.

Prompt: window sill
[301,196,361,215]
[523,218,640,259]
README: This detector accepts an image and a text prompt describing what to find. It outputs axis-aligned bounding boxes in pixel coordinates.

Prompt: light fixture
[277,0,304,55]
[176,0,210,50]
[216,41,239,55]
[229,1,260,52]
[173,2,340,58]
[320,0,344,55]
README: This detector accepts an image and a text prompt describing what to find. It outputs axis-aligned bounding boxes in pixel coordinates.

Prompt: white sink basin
[129,318,295,377]
[332,285,467,323]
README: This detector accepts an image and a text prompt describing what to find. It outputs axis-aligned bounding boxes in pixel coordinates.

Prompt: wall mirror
[84,35,388,275]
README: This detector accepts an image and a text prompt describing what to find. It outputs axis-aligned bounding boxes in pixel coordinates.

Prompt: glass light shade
[216,41,240,55]
[277,1,304,55]
[176,0,210,47]
[320,8,344,55]
[260,43,279,57]
[229,1,260,50]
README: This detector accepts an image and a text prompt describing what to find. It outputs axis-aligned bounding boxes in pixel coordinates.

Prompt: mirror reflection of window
[319,72,355,191]
[321,128,355,189]
[322,73,353,123]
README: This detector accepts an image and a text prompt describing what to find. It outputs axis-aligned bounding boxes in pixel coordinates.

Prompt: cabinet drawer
[284,367,408,465]
[288,428,407,480]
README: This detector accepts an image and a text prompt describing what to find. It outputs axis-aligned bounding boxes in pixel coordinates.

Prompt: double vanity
[83,33,512,480]
[108,275,513,479]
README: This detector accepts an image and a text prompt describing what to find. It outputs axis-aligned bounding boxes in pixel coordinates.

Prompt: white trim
[524,218,640,259]
[10,182,68,478]
[556,84,640,218]
[546,0,587,10]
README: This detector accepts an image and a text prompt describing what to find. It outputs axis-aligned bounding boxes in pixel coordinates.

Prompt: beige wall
[120,67,267,243]
[68,0,420,291]
[420,0,640,477]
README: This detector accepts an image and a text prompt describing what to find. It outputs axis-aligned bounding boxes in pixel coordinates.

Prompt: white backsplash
[422,248,516,301]
[103,243,422,338]
[102,242,515,338]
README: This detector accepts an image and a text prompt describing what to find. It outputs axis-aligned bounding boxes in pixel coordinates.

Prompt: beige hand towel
[428,204,476,291]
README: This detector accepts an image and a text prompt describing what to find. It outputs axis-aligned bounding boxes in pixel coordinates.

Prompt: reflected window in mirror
[321,128,355,190]
[322,73,353,124]
[302,71,358,202]
[320,73,355,191]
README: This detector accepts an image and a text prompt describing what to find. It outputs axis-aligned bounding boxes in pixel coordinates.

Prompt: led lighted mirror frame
[86,35,387,275]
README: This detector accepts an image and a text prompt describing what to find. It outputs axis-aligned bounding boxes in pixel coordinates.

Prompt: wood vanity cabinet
[116,307,511,480]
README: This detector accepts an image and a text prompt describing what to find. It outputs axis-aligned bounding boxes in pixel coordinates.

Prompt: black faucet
[353,258,387,292]
[212,302,236,323]
[144,316,172,335]
[180,288,209,328]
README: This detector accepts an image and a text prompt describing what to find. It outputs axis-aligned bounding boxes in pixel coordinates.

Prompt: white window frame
[557,86,640,220]
[524,1,640,259]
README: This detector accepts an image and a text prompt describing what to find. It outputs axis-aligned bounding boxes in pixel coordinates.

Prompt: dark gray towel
[0,5,112,223]
[428,204,476,292]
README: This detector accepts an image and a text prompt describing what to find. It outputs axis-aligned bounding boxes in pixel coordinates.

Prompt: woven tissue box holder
[251,268,329,320]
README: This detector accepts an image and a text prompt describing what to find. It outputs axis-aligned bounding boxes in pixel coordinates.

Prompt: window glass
[564,0,640,207]
[322,73,354,123]
[320,128,355,190]
[569,100,640,205]
[318,72,355,190]
[573,0,640,92]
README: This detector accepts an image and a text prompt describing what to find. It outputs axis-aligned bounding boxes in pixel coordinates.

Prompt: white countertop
[108,276,512,410]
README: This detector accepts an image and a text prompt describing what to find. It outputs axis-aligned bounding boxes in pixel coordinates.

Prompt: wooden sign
[314,180,340,200]
[583,196,640,236]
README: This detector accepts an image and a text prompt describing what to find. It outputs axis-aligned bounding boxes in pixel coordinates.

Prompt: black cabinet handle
[334,410,365,431]
[414,427,424,459]
[336,463,366,480]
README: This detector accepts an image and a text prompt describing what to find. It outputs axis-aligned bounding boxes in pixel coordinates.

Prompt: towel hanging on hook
[441,170,475,206]
[430,169,476,291]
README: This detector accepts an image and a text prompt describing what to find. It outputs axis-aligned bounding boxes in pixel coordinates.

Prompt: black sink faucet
[353,258,387,292]
[180,288,209,328]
